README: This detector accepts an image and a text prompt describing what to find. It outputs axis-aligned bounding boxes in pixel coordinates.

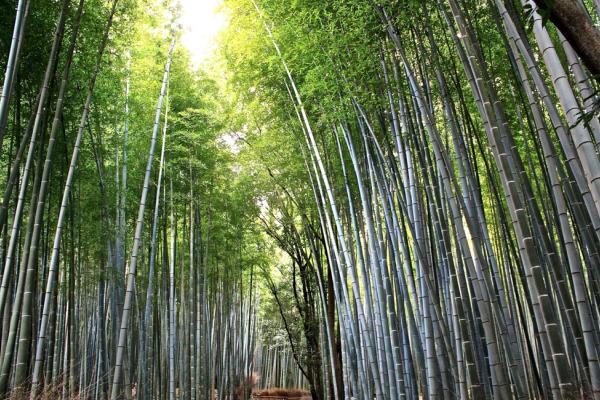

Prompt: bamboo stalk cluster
[0,1,283,399]
[243,0,600,399]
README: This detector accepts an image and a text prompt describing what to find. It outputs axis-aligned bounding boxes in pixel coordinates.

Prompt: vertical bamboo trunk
[0,0,29,153]
[110,33,175,400]
[29,1,119,395]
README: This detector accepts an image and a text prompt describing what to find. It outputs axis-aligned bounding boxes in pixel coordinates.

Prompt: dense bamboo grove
[1,0,600,399]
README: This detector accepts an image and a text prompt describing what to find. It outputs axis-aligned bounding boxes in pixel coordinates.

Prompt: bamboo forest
[3,0,600,399]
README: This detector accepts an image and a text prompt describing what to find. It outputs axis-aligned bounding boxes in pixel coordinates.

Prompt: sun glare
[179,0,227,67]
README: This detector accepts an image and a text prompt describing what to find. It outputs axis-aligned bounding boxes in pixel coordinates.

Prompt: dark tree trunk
[532,0,600,79]
[326,267,343,400]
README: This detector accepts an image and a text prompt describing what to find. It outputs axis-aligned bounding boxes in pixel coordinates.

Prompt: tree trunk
[532,0,600,80]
